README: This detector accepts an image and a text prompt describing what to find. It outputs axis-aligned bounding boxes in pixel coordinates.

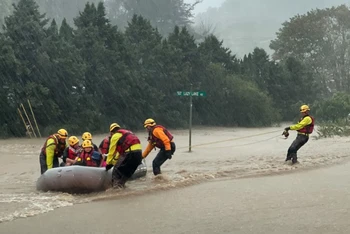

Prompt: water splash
[0,193,76,223]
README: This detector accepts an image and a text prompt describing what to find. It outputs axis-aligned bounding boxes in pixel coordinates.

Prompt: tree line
[0,0,349,138]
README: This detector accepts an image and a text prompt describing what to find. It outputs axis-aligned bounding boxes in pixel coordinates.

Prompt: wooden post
[18,108,33,138]
[20,103,37,138]
[27,99,42,137]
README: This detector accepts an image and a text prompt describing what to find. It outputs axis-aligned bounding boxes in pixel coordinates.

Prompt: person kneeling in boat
[75,140,103,167]
[82,131,105,164]
[81,132,99,152]
[39,129,68,174]
[105,123,142,188]
[61,136,82,166]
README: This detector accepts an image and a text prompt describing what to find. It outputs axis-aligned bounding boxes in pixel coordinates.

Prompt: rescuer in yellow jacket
[39,129,68,174]
[142,118,176,175]
[105,123,142,188]
[282,104,315,164]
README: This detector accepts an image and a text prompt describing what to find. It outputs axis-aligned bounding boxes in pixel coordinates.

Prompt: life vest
[297,115,315,134]
[77,150,98,167]
[99,136,111,154]
[148,125,173,148]
[114,129,140,154]
[41,134,66,157]
[66,146,78,160]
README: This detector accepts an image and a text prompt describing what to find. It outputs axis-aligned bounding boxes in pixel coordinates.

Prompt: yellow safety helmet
[82,139,93,148]
[300,104,310,113]
[144,118,156,128]
[110,123,120,132]
[57,129,68,139]
[68,136,79,147]
[82,132,92,140]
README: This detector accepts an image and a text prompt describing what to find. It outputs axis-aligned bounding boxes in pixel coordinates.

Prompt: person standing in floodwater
[142,118,176,175]
[39,129,68,174]
[105,123,143,188]
[282,105,315,164]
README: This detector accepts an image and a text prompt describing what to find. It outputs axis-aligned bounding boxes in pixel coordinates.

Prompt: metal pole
[27,99,42,137]
[21,103,37,138]
[189,83,193,152]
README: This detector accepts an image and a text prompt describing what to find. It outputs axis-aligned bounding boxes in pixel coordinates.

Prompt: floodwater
[0,125,350,233]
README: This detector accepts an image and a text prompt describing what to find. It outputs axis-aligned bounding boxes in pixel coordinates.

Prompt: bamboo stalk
[18,108,32,138]
[27,99,42,137]
[21,103,37,138]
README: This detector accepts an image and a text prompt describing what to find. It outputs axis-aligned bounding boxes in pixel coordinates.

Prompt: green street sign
[176,91,206,97]
[192,91,206,97]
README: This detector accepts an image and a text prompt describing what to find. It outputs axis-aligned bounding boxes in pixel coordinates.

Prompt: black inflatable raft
[36,160,147,193]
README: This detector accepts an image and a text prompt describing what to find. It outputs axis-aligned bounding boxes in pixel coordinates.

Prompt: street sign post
[176,85,206,152]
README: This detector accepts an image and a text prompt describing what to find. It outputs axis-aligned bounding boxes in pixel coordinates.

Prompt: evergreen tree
[59,18,74,42]
[124,15,163,122]
[106,0,200,36]
[35,0,101,26]
[73,2,131,129]
[0,33,23,137]
[2,0,58,128]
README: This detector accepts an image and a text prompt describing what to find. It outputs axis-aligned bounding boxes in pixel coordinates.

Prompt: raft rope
[178,129,283,150]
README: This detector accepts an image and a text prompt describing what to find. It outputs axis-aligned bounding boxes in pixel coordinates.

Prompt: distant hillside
[193,0,349,58]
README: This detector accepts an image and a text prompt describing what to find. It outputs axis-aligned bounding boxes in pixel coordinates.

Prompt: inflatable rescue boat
[36,160,147,193]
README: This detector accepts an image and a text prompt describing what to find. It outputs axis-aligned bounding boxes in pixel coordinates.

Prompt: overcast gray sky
[185,0,225,15]
[188,0,350,57]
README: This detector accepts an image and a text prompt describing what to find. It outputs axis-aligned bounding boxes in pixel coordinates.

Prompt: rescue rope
[208,134,283,149]
[178,129,282,149]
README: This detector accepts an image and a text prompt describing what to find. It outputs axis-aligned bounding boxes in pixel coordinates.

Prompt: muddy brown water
[0,126,349,224]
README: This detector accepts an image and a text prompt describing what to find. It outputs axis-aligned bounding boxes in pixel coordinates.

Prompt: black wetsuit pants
[39,152,59,174]
[112,150,142,188]
[153,142,176,175]
[286,134,309,164]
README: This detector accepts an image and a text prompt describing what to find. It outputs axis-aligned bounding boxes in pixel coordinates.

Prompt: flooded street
[2,0,349,233]
[1,126,350,233]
